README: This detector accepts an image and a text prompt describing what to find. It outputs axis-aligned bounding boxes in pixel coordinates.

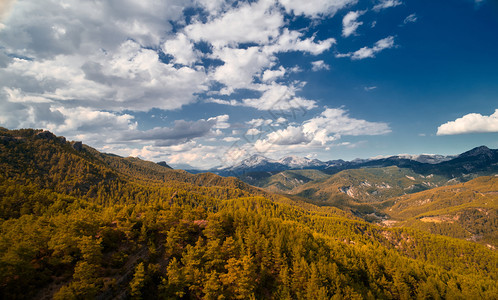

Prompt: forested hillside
[384,176,498,248]
[0,128,497,299]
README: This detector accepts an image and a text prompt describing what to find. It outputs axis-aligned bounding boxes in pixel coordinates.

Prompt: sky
[0,0,497,169]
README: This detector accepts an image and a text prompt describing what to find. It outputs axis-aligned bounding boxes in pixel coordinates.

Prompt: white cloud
[279,0,358,18]
[0,0,403,168]
[251,107,391,152]
[48,107,137,135]
[208,83,316,111]
[210,46,274,92]
[4,87,52,103]
[342,10,365,37]
[2,40,208,111]
[206,98,239,106]
[437,110,498,135]
[162,33,200,66]
[208,114,231,129]
[336,36,395,60]
[364,86,377,91]
[185,0,283,48]
[0,98,138,146]
[303,108,391,136]
[403,13,417,24]
[246,128,262,135]
[161,144,221,169]
[247,118,273,127]
[262,66,286,82]
[204,26,336,94]
[241,83,317,111]
[373,0,402,11]
[1,0,186,57]
[267,126,312,145]
[265,28,336,55]
[223,136,240,142]
[194,0,228,15]
[311,60,330,71]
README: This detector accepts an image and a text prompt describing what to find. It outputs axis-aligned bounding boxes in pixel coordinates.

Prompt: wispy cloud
[373,0,402,11]
[336,36,395,60]
[403,13,417,24]
[437,110,498,135]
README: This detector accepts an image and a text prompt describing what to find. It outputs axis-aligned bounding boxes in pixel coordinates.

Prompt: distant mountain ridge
[210,146,497,179]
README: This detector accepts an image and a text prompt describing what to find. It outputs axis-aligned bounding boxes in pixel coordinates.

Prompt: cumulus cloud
[267,126,312,145]
[162,33,200,66]
[241,83,317,111]
[304,108,391,136]
[205,27,335,94]
[373,0,402,11]
[210,46,274,92]
[208,83,316,111]
[336,36,395,60]
[437,110,498,135]
[185,0,283,48]
[0,0,209,114]
[342,10,365,37]
[253,107,390,151]
[246,128,262,135]
[0,0,343,140]
[262,66,286,82]
[0,0,402,167]
[265,28,336,55]
[311,60,330,71]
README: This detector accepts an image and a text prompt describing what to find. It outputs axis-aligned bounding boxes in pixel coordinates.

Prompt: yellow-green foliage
[0,128,497,299]
[386,176,498,247]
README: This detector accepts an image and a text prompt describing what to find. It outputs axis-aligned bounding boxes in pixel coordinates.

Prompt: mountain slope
[240,169,330,193]
[0,128,496,299]
[217,146,498,182]
[266,166,451,219]
[384,175,498,247]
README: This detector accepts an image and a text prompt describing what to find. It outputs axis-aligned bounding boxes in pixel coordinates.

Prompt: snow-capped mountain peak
[395,154,455,164]
[278,155,324,168]
[238,154,275,167]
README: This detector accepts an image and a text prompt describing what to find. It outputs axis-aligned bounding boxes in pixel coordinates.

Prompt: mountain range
[209,146,496,178]
[0,128,496,299]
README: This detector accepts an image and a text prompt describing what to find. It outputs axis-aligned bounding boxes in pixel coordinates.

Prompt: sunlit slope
[239,169,330,193]
[384,176,498,247]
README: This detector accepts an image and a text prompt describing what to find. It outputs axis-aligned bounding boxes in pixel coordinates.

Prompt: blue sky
[0,0,497,168]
